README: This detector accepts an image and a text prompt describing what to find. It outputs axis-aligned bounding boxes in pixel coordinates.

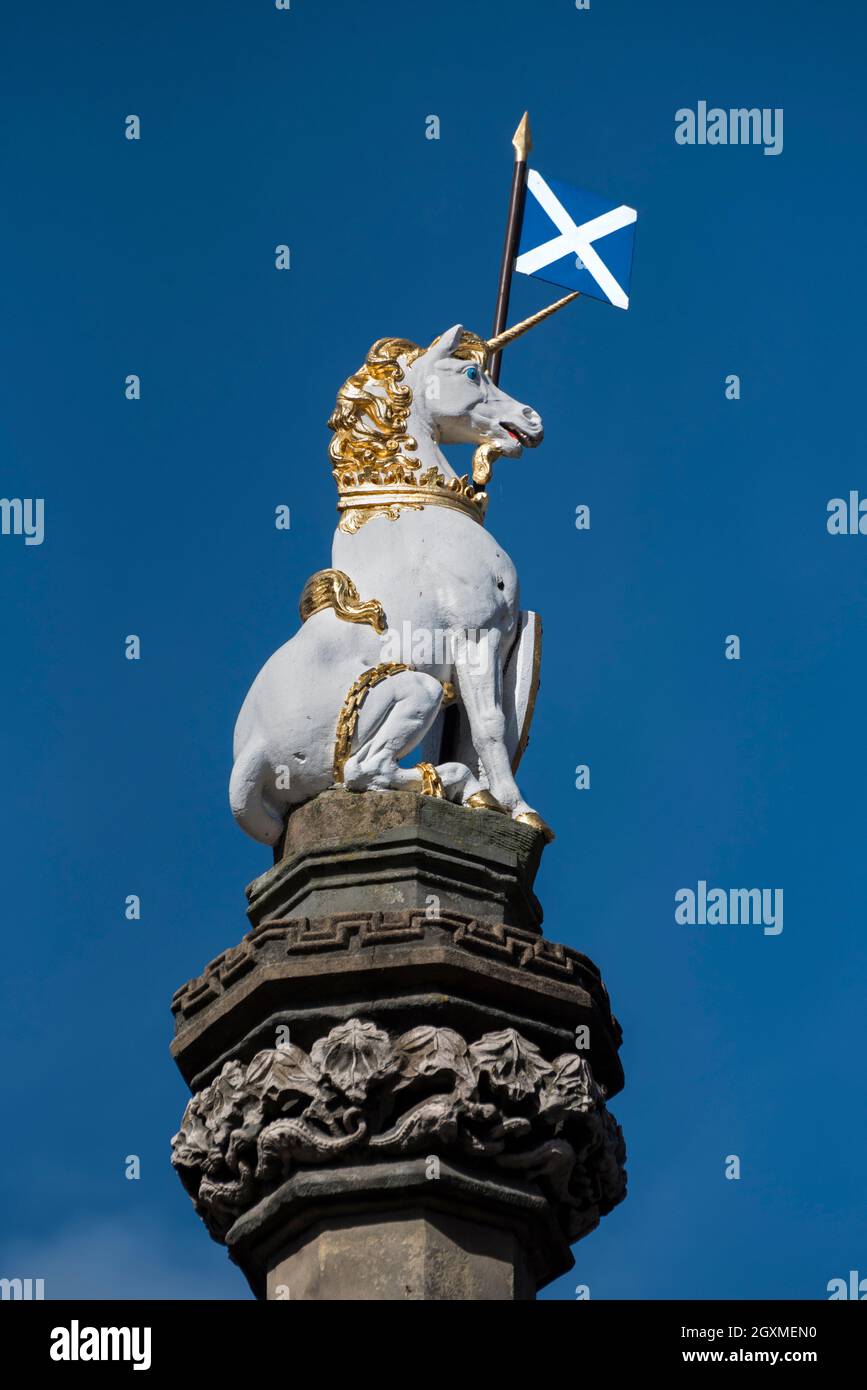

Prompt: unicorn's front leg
[452,627,555,842]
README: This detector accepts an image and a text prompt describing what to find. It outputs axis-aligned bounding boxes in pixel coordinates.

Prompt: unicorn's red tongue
[503,423,530,446]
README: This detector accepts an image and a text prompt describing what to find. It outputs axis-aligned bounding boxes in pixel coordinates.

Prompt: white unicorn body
[230,319,555,845]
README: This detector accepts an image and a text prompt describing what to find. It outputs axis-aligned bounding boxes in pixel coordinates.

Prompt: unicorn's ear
[426,324,464,362]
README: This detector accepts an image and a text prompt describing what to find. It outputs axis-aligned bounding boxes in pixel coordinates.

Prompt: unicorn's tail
[229,739,284,845]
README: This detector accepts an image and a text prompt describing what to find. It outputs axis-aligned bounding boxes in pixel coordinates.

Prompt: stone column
[170,792,626,1300]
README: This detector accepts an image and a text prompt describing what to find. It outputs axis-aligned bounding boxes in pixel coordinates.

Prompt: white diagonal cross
[515,169,636,309]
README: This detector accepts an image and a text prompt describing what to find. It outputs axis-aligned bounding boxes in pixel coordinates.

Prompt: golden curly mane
[327,331,489,493]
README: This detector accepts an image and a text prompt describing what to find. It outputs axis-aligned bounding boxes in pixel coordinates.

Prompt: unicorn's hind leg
[339,667,475,800]
[341,669,485,802]
[342,670,444,792]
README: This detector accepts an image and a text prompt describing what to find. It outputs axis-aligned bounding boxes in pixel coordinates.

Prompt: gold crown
[336,468,488,534]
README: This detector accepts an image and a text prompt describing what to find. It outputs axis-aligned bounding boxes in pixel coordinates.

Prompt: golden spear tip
[512,112,532,162]
[486,291,580,356]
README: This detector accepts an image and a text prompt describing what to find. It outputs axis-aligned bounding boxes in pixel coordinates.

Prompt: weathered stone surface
[265,1210,534,1301]
[170,792,627,1299]
[253,789,545,932]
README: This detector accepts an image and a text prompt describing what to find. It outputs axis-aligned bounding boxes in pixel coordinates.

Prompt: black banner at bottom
[2,1298,863,1374]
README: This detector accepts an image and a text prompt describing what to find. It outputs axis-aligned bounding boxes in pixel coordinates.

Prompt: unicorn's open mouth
[501,423,540,448]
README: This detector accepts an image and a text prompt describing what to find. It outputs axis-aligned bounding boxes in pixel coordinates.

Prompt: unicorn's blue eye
[465,365,479,381]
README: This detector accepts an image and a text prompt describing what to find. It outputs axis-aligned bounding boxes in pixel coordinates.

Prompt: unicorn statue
[230,293,578,848]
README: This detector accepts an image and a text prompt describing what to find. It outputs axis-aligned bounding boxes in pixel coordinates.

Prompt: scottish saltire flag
[516,169,637,309]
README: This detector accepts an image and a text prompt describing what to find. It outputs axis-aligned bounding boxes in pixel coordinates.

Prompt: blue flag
[516,169,637,309]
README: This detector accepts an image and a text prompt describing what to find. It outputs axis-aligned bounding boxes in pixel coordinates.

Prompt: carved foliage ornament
[172,1019,626,1243]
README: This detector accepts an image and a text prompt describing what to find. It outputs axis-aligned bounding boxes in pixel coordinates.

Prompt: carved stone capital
[171,800,627,1297]
[172,1017,626,1270]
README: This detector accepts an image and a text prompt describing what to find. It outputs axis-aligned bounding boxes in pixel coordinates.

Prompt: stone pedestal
[265,1207,535,1301]
[171,792,626,1300]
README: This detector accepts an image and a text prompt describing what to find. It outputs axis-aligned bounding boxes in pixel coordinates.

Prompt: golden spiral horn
[485,290,581,356]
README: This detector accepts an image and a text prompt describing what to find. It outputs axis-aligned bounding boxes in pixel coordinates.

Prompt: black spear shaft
[489,112,532,385]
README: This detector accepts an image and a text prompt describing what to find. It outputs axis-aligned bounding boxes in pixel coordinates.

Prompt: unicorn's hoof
[465,790,509,813]
[415,762,446,798]
[513,810,555,843]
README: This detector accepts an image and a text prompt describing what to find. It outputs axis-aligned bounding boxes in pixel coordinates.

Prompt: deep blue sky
[2,0,864,1300]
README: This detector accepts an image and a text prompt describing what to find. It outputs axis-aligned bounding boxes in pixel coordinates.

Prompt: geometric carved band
[171,908,622,1048]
